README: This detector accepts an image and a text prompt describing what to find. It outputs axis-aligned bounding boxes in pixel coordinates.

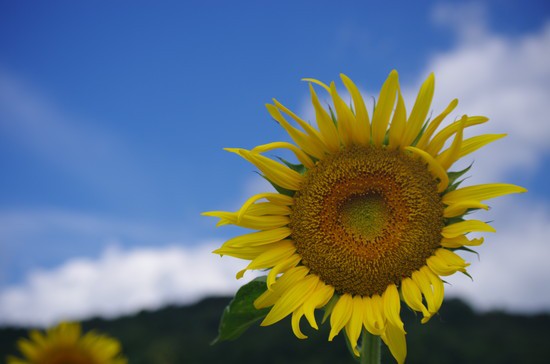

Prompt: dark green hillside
[2,298,549,364]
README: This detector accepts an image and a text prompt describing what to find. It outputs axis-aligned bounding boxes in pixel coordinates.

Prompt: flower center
[290,146,444,297]
[340,193,389,241]
[39,346,97,364]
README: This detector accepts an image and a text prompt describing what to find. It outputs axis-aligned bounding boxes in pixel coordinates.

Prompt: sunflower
[205,70,526,363]
[7,322,127,364]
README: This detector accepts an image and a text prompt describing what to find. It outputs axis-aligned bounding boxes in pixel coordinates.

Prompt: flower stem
[360,329,381,364]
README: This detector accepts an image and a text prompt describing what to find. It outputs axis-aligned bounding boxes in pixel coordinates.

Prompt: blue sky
[1,0,549,326]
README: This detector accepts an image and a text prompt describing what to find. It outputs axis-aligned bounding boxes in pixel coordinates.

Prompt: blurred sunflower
[205,70,526,363]
[7,322,127,364]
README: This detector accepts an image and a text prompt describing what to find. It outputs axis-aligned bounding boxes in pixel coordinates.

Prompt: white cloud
[445,197,550,312]
[298,6,550,183]
[0,243,255,327]
[431,2,488,43]
[0,208,185,289]
[407,3,550,312]
[416,4,550,183]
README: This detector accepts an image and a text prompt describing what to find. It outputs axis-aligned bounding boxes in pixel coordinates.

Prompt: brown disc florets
[290,146,444,297]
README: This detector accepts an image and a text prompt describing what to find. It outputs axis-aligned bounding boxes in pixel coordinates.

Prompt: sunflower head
[7,322,127,364]
[205,70,526,363]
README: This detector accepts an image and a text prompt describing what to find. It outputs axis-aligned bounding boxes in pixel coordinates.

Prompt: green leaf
[444,216,465,225]
[277,157,307,175]
[212,276,270,344]
[328,105,338,125]
[321,294,339,324]
[447,163,473,185]
[444,164,473,193]
[343,332,361,362]
[453,246,480,259]
[411,114,432,147]
[461,270,474,281]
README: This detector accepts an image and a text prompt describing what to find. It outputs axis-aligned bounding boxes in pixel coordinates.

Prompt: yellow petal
[206,201,292,227]
[436,248,468,266]
[371,70,398,146]
[28,331,47,348]
[329,294,353,341]
[6,356,27,364]
[255,266,309,309]
[411,267,445,323]
[204,211,290,230]
[302,77,331,93]
[207,202,292,230]
[443,183,527,205]
[262,275,319,326]
[341,73,371,145]
[246,240,295,268]
[214,243,277,260]
[440,235,484,248]
[273,99,325,142]
[266,254,302,289]
[383,284,405,333]
[252,141,315,169]
[308,83,340,151]
[401,277,430,319]
[219,227,291,248]
[415,98,459,150]
[411,270,435,316]
[233,192,293,223]
[442,220,495,238]
[59,322,81,342]
[426,116,489,156]
[363,294,386,336]
[443,200,489,218]
[344,296,364,357]
[427,248,469,276]
[302,281,335,330]
[17,339,38,360]
[436,115,465,170]
[330,81,357,146]
[404,146,449,192]
[291,306,308,339]
[241,202,292,216]
[273,99,319,139]
[266,104,326,159]
[400,73,435,147]
[226,148,303,191]
[388,86,407,149]
[237,240,297,279]
[459,134,506,158]
[381,322,407,364]
[421,266,444,318]
[84,335,121,357]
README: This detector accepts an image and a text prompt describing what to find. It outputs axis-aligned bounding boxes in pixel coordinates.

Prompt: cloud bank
[445,198,550,312]
[420,3,550,183]
[0,243,253,327]
[404,4,550,313]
